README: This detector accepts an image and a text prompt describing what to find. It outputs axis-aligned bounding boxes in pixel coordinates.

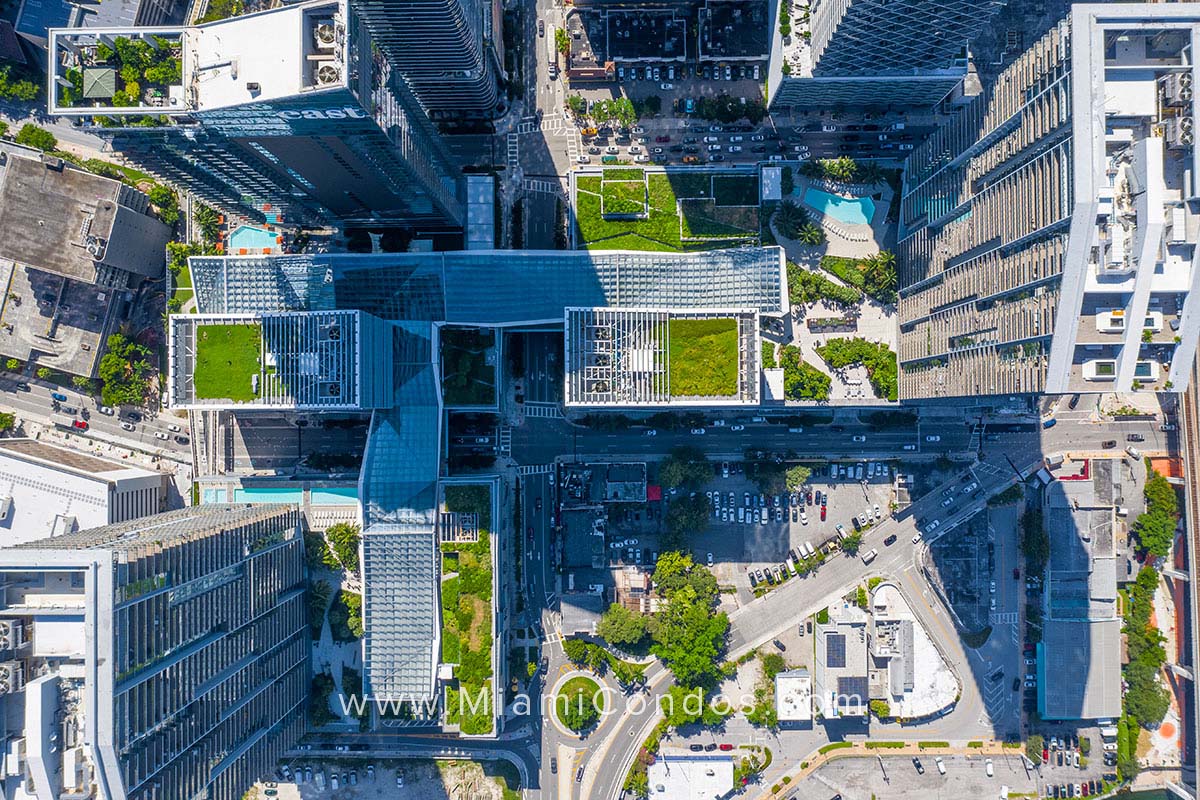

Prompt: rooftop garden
[193,322,262,402]
[441,484,495,735]
[820,253,898,305]
[815,337,898,401]
[667,317,739,397]
[575,169,759,251]
[56,35,183,110]
[440,327,497,407]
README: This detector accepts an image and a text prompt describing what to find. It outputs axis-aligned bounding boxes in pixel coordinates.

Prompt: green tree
[773,200,809,239]
[664,494,710,549]
[563,637,590,665]
[855,585,868,609]
[0,412,14,433]
[194,203,221,244]
[779,345,831,401]
[611,97,637,126]
[797,223,825,246]
[35,367,51,380]
[648,554,727,688]
[566,94,587,117]
[785,465,812,492]
[97,332,154,407]
[658,445,711,490]
[841,530,863,555]
[822,157,857,182]
[147,184,180,225]
[3,359,18,371]
[862,251,897,304]
[325,522,361,575]
[71,376,94,393]
[660,685,707,728]
[1021,509,1050,576]
[780,166,794,196]
[597,602,647,647]
[15,124,56,152]
[1026,734,1044,766]
[555,27,570,55]
[869,699,890,718]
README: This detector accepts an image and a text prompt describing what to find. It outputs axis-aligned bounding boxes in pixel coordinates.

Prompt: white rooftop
[0,440,159,546]
[775,668,812,722]
[187,0,345,111]
[870,583,958,719]
[648,751,734,800]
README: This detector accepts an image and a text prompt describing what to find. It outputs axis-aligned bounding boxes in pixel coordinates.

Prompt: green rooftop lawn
[193,322,261,402]
[668,317,739,397]
[575,170,757,252]
[712,174,759,206]
[601,180,647,215]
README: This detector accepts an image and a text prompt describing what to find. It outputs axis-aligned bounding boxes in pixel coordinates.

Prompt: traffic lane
[0,377,190,454]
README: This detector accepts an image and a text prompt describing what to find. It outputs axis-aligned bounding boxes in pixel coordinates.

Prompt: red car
[820,506,827,521]
[718,744,733,751]
[1042,748,1049,763]
[72,420,89,431]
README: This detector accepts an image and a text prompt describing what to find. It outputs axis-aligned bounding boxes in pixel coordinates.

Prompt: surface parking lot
[680,460,897,593]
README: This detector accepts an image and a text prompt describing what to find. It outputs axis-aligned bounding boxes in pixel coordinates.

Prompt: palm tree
[797,223,825,247]
[863,251,897,301]
[798,160,824,179]
[774,200,809,239]
[857,162,885,186]
[823,157,857,183]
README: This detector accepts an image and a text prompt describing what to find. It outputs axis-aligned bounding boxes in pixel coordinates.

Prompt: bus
[547,27,559,79]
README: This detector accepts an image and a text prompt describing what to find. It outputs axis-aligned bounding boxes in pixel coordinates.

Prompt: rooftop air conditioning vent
[315,64,340,86]
[0,661,25,694]
[315,20,336,48]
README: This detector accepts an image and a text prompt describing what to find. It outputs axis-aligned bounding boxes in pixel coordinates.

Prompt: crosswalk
[523,178,563,196]
[524,402,563,419]
[990,611,1020,624]
[497,426,512,456]
[517,464,554,476]
[506,133,519,172]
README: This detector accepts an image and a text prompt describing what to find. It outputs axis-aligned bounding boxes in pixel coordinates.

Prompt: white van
[861,549,877,565]
[1126,445,1142,460]
[935,757,946,775]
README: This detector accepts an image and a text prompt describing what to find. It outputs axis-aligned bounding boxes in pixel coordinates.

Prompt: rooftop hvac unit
[0,621,24,651]
[84,236,107,261]
[1165,116,1193,149]
[314,20,336,49]
[0,661,25,694]
[1163,71,1193,107]
[315,64,340,86]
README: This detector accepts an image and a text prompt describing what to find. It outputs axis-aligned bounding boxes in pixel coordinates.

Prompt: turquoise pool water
[229,225,279,252]
[201,488,228,504]
[312,486,359,505]
[234,487,304,503]
[805,188,876,226]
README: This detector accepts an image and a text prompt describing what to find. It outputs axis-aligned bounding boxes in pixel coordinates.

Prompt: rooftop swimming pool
[804,188,876,226]
[312,486,359,506]
[234,487,304,503]
[228,225,279,253]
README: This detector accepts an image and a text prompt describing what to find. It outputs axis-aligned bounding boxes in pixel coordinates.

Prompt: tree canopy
[97,332,154,407]
[596,602,647,647]
[658,445,711,490]
[1133,470,1178,558]
[785,465,812,491]
[648,553,727,688]
[664,494,710,550]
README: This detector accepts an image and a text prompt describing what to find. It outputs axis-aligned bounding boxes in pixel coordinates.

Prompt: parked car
[72,420,89,431]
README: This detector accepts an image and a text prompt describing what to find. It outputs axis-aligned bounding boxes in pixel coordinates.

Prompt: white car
[989,580,996,593]
[872,503,880,519]
[634,155,651,163]
[985,759,993,778]
[628,145,643,154]
[852,435,866,443]
[730,424,744,432]
[706,552,713,566]
[822,124,837,132]
[576,155,591,163]
[690,428,706,435]
[902,444,917,451]
[660,82,673,90]
[729,135,744,142]
[962,481,978,494]
[799,511,808,525]
[911,533,921,544]
[154,432,169,440]
[645,429,657,436]
[120,421,135,431]
[728,145,742,152]
[98,406,115,415]
[925,519,941,533]
[925,435,940,442]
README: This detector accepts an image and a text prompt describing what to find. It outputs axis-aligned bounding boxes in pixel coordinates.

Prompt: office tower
[896,4,1200,399]
[47,0,463,232]
[354,0,502,120]
[0,504,307,800]
[771,0,1006,110]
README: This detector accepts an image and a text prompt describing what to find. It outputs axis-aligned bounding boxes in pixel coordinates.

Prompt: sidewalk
[751,739,1023,799]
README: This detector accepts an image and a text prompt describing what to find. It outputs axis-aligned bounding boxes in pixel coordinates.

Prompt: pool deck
[788,177,894,259]
[196,478,359,528]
